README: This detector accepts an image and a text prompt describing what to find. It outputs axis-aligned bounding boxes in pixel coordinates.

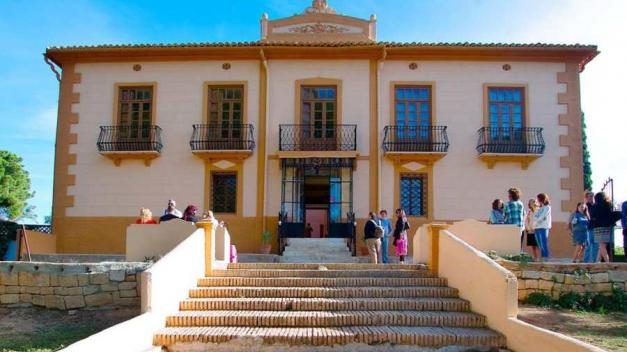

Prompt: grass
[0,323,102,352]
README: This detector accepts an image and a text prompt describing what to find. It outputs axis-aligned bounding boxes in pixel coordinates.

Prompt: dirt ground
[518,305,627,352]
[0,306,139,352]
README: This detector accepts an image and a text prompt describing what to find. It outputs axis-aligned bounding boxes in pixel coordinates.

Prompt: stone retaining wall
[0,262,149,310]
[497,260,627,300]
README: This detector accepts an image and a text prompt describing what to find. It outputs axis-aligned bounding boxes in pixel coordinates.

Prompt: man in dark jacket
[364,212,381,264]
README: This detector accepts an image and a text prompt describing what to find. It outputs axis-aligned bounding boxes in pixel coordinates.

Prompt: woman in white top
[533,193,552,260]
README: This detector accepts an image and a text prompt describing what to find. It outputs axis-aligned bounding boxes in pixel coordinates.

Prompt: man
[379,210,393,264]
[621,201,627,262]
[364,212,382,264]
[503,188,525,252]
[583,191,598,263]
[163,199,183,218]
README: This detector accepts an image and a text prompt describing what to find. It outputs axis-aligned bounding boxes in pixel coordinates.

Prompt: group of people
[136,199,216,225]
[364,209,410,264]
[489,188,625,263]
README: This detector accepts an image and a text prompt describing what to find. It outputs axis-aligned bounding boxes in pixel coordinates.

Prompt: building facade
[45,1,598,256]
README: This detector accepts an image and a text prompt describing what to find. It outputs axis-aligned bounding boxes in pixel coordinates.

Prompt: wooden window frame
[393,85,433,127]
[389,82,436,126]
[300,85,338,139]
[202,81,248,124]
[482,83,528,129]
[294,78,343,125]
[399,173,428,217]
[112,82,157,126]
[210,172,238,214]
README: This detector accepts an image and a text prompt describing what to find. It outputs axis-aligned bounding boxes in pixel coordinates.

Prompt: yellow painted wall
[20,230,57,256]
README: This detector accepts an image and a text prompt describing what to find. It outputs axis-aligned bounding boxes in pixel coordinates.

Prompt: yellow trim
[429,223,449,276]
[201,81,248,124]
[294,78,343,125]
[393,163,434,220]
[479,153,541,170]
[482,83,529,128]
[99,151,160,167]
[112,82,158,125]
[385,152,446,165]
[204,162,244,217]
[389,81,437,126]
[257,60,268,228]
[369,60,379,212]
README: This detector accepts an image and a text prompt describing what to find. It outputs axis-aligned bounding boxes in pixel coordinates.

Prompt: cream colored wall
[379,61,569,222]
[447,219,520,255]
[70,61,260,218]
[126,220,197,262]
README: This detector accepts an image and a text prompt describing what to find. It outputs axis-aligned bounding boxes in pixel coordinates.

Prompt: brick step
[179,297,471,312]
[197,277,447,288]
[211,269,433,278]
[188,286,458,299]
[153,326,506,348]
[165,310,486,328]
[227,263,427,270]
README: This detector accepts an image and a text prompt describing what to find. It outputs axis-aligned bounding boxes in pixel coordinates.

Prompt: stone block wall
[497,260,627,300]
[0,262,149,310]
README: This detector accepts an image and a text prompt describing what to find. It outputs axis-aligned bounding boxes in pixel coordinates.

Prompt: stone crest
[288,22,349,34]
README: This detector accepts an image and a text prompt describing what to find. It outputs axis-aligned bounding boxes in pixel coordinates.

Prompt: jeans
[366,238,381,264]
[584,230,598,263]
[535,228,550,258]
[381,236,389,264]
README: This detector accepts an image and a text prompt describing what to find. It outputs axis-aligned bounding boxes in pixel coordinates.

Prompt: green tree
[581,113,593,191]
[0,150,33,219]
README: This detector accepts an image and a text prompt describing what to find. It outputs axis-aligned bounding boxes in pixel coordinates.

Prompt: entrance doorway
[305,176,330,238]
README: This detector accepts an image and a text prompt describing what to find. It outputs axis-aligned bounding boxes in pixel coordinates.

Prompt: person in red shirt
[136,208,157,224]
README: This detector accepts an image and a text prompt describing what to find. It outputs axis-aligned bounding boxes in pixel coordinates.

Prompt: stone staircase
[281,238,359,263]
[153,263,506,350]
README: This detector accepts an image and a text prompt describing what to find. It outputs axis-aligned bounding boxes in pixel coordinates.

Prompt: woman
[364,212,381,264]
[589,192,616,263]
[533,193,552,260]
[135,208,157,224]
[570,202,589,263]
[524,199,540,260]
[488,199,505,224]
[182,205,199,223]
[393,209,410,264]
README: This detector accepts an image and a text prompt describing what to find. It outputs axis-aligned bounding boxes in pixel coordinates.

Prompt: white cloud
[13,106,58,142]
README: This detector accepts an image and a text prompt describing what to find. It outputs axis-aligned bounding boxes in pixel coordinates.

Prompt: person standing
[524,199,540,260]
[393,209,410,264]
[163,199,183,218]
[589,192,616,263]
[488,199,505,224]
[533,193,552,260]
[379,210,393,264]
[504,188,525,251]
[570,203,589,263]
[364,212,382,264]
[181,205,199,223]
[583,191,598,263]
[622,201,627,261]
[135,208,157,224]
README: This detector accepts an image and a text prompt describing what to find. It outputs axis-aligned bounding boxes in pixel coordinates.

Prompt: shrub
[526,286,627,313]
[525,292,554,307]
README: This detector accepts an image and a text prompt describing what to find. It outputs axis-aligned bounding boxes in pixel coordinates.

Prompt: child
[488,199,505,224]
[570,202,589,263]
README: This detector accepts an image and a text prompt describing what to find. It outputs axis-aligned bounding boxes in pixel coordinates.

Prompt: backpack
[370,219,384,238]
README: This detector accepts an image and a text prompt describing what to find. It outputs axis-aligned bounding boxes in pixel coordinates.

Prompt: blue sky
[1,0,626,223]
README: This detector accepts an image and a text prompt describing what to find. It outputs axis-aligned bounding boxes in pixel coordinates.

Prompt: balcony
[383,125,449,164]
[476,127,545,169]
[97,125,162,166]
[190,124,255,161]
[278,124,357,158]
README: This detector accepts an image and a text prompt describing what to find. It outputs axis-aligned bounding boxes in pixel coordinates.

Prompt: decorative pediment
[261,1,376,42]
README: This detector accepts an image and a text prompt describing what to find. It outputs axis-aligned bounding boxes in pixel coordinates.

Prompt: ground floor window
[400,174,427,217]
[211,173,237,213]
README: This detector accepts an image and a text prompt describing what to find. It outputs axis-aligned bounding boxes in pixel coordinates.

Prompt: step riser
[180,299,470,312]
[165,314,485,328]
[189,287,458,299]
[197,277,447,287]
[153,327,505,348]
[212,270,433,278]
[227,263,426,270]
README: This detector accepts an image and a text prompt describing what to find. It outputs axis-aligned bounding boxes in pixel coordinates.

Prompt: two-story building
[44,0,598,257]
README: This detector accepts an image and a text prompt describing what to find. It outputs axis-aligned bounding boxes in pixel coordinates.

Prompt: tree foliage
[0,150,33,219]
[581,113,593,191]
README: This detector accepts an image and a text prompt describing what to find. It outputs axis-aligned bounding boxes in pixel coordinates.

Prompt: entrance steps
[281,238,358,263]
[153,263,506,350]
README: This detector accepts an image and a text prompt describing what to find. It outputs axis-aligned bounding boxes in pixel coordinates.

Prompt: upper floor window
[118,86,153,139]
[487,87,525,130]
[301,86,337,139]
[395,86,432,140]
[400,174,427,217]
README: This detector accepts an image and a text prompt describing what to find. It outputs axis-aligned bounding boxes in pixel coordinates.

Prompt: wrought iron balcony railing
[476,127,545,154]
[190,124,255,151]
[279,124,357,151]
[382,125,449,153]
[97,125,163,153]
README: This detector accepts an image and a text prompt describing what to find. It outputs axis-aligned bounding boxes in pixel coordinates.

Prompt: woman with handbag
[393,208,410,264]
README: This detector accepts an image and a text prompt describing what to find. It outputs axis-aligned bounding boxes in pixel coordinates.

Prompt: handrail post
[196,220,216,276]
[428,223,449,276]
